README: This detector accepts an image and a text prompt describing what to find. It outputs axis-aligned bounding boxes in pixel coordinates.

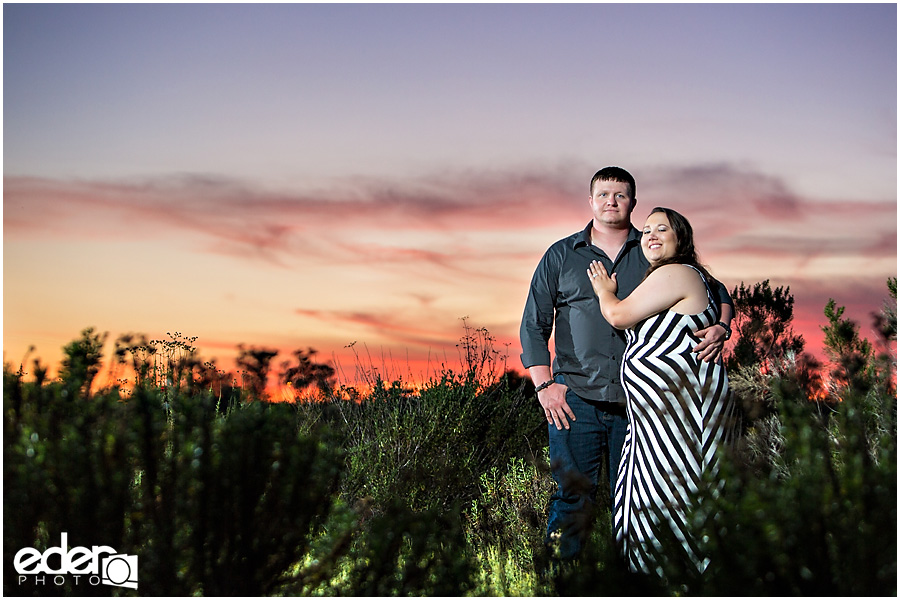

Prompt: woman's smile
[641,213,677,263]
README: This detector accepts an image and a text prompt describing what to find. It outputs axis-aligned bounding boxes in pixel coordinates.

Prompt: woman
[587,207,735,577]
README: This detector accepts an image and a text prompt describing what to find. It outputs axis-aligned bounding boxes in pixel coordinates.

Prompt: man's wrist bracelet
[535,380,554,393]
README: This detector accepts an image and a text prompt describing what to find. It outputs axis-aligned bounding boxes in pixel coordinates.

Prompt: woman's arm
[587,262,699,329]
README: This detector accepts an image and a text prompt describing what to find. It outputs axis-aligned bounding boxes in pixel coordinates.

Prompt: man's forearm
[719,303,733,327]
[528,365,553,387]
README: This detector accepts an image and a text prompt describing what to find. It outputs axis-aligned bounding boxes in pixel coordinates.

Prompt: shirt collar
[574,221,641,248]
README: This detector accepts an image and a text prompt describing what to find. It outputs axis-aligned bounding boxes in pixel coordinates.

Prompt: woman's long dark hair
[644,207,719,289]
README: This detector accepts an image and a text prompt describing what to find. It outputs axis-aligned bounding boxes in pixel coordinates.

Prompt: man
[519,166,733,559]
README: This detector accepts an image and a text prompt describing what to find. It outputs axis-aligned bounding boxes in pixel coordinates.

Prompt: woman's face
[641,212,678,265]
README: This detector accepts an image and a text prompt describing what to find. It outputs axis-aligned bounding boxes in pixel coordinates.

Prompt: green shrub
[302,369,545,515]
[330,499,476,596]
[5,371,135,596]
[4,367,351,596]
[685,386,897,596]
[465,454,551,595]
[467,457,549,562]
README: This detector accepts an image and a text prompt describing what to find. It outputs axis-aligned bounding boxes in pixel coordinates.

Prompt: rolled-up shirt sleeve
[520,246,559,368]
[711,278,734,311]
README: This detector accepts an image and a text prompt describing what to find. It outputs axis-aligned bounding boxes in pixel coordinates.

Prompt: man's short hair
[590,166,636,198]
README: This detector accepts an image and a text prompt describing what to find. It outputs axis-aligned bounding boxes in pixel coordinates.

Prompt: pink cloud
[6,165,894,287]
[4,171,583,271]
[294,308,462,348]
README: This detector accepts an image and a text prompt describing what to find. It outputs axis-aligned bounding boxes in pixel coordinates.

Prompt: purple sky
[4,3,896,381]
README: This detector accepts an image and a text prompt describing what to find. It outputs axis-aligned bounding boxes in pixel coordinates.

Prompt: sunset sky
[3,3,897,388]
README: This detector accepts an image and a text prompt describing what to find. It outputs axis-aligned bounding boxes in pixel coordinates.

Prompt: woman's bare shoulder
[646,263,702,279]
[645,264,707,291]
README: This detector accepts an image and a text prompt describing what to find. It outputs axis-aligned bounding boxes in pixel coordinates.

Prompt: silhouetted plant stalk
[337,340,417,393]
[457,316,505,383]
[326,318,512,403]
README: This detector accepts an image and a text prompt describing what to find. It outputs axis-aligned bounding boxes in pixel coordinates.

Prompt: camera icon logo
[101,554,138,589]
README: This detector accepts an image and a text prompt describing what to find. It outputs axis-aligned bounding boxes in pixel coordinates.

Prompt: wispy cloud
[633,165,895,271]
[294,308,462,348]
[7,163,894,254]
[5,161,895,300]
[644,163,805,216]
[4,170,582,267]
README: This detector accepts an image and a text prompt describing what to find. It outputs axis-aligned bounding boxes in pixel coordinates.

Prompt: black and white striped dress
[613,265,735,576]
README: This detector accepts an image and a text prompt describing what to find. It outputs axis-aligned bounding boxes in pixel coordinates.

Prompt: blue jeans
[546,375,628,560]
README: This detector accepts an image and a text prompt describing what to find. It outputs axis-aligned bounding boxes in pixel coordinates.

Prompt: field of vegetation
[4,280,896,596]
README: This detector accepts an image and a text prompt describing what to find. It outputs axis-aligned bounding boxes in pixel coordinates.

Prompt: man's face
[589,179,636,228]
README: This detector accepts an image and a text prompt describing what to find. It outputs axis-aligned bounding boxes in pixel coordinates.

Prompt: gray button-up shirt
[519,221,731,404]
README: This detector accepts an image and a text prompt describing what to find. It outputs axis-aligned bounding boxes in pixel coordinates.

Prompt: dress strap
[682,264,720,320]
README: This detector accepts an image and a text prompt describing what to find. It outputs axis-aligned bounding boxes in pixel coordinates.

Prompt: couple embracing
[520,166,736,576]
